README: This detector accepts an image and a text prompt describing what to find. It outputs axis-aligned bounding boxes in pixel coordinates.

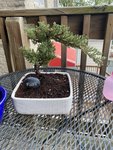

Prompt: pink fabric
[103,72,113,101]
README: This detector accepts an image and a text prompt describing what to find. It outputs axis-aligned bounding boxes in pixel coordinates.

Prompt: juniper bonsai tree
[21,22,105,74]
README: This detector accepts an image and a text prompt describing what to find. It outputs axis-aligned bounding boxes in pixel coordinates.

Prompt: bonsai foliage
[22,22,105,73]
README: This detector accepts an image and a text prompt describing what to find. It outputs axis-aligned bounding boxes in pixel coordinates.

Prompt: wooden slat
[61,16,68,67]
[100,14,113,76]
[39,16,47,23]
[80,15,91,71]
[5,17,26,71]
[0,17,13,72]
[19,17,30,48]
[0,6,113,17]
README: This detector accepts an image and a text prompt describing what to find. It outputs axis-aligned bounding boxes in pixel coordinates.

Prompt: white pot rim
[11,71,73,101]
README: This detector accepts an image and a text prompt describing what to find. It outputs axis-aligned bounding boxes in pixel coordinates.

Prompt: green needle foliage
[21,22,105,73]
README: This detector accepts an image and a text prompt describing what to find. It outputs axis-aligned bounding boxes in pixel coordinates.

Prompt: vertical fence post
[80,15,90,71]
[5,17,28,71]
[39,16,47,23]
[100,14,113,76]
[61,16,68,68]
[0,17,13,72]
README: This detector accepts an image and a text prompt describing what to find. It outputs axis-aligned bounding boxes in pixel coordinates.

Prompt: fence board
[100,14,113,76]
[39,16,47,23]
[0,6,113,17]
[0,17,13,72]
[61,16,68,67]
[80,15,91,71]
[5,17,26,71]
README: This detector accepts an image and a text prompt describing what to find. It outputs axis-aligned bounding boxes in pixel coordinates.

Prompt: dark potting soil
[15,73,70,98]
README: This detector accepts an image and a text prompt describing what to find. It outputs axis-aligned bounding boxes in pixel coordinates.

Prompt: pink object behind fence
[103,72,113,101]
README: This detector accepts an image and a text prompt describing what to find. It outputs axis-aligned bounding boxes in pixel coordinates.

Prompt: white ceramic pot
[11,72,73,115]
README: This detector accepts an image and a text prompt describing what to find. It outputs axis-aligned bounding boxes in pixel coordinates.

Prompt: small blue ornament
[24,77,40,88]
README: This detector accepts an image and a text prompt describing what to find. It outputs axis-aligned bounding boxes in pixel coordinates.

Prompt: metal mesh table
[0,68,113,150]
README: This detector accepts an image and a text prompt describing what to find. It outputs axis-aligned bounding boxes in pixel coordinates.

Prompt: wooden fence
[0,6,113,76]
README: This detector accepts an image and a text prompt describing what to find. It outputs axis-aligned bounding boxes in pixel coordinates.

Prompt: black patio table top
[0,67,113,149]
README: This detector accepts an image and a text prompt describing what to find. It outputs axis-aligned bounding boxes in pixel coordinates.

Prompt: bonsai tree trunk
[34,63,40,75]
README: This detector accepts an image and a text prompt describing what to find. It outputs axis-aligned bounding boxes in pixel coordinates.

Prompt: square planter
[11,72,73,115]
